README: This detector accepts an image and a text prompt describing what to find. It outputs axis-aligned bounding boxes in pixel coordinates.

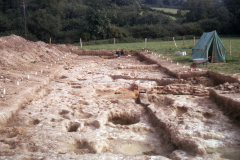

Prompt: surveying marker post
[21,2,27,40]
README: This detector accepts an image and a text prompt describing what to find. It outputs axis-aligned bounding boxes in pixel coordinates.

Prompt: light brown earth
[0,35,240,160]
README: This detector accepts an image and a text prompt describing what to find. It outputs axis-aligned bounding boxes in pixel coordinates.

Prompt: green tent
[190,30,226,62]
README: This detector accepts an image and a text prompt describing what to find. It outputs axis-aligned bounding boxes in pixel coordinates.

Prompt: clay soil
[0,35,240,160]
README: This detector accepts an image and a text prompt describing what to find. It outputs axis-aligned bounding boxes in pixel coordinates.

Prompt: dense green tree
[183,0,215,22]
[224,0,240,34]
[86,8,111,39]
[163,0,172,6]
[110,11,139,27]
[128,24,171,38]
[83,0,112,8]
[185,23,203,36]
[111,0,138,6]
[171,0,184,6]
[0,0,239,42]
[0,14,11,33]
[27,0,62,16]
[143,0,163,6]
[224,0,240,16]
[198,18,221,32]
[136,12,172,25]
[27,9,61,41]
[212,7,230,22]
[108,25,129,38]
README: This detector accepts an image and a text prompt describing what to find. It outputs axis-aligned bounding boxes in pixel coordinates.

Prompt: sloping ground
[0,35,78,125]
[0,35,240,159]
[0,35,77,68]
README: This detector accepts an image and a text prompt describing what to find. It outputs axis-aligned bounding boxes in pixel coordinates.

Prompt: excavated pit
[108,113,140,125]
[1,47,240,159]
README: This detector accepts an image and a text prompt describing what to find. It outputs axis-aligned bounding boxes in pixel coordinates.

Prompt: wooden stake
[212,38,215,63]
[183,36,185,47]
[80,38,82,49]
[50,38,51,44]
[173,37,177,48]
[145,38,147,49]
[194,37,195,46]
[230,40,231,55]
[113,38,115,49]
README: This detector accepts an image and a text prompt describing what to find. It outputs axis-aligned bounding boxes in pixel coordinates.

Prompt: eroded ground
[0,54,240,160]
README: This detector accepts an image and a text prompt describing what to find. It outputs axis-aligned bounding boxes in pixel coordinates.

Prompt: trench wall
[75,50,138,56]
[208,71,240,85]
[138,51,240,84]
[145,104,205,155]
[209,89,240,120]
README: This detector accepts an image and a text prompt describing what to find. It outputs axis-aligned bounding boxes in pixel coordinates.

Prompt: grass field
[77,37,240,75]
[152,7,178,14]
[152,7,178,20]
[166,15,176,20]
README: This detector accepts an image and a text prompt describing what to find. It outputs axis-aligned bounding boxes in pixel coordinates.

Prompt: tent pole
[212,38,215,63]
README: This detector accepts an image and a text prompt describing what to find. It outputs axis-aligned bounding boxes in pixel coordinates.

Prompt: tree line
[0,0,239,43]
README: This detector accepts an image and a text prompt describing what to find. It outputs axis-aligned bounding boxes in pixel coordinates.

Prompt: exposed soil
[0,35,240,160]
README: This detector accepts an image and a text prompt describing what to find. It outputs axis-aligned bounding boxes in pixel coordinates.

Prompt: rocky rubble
[186,76,215,87]
[214,82,240,93]
[153,84,210,96]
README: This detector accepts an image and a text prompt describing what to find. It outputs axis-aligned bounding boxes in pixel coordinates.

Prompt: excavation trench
[0,51,240,159]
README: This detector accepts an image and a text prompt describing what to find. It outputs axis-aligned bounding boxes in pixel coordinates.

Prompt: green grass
[167,15,176,20]
[152,7,189,20]
[152,7,178,14]
[31,61,37,64]
[77,37,240,75]
[2,68,6,70]
[152,7,177,20]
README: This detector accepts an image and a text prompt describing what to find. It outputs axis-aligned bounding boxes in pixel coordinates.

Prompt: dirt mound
[0,34,78,70]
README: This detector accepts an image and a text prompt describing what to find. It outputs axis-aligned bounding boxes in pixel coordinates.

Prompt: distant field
[167,15,176,20]
[152,7,178,14]
[152,7,179,20]
[77,37,240,75]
